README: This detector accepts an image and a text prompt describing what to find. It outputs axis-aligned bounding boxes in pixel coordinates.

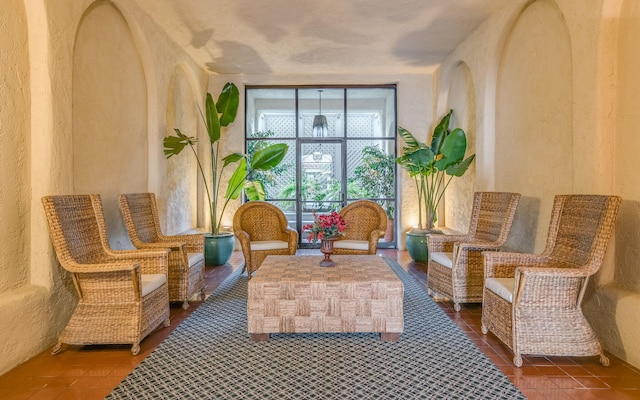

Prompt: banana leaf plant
[163,82,288,235]
[396,109,475,232]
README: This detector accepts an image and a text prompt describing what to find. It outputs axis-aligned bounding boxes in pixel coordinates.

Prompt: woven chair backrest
[469,192,521,244]
[546,195,621,270]
[339,200,387,241]
[234,201,288,242]
[42,194,110,265]
[119,193,161,244]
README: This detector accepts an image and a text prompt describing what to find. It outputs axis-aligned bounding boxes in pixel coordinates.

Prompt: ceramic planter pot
[204,232,235,266]
[405,230,429,263]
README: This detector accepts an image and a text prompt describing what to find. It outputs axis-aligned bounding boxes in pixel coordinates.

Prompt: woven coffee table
[247,255,404,342]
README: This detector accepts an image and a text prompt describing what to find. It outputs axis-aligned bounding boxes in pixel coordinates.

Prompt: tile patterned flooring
[1,250,639,399]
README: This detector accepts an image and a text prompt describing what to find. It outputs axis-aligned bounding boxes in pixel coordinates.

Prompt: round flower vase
[204,232,235,266]
[319,238,336,267]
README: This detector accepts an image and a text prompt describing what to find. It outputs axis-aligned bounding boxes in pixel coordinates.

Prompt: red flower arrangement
[302,211,347,243]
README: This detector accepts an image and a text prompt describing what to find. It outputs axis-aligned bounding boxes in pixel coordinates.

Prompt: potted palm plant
[396,110,475,262]
[164,83,288,265]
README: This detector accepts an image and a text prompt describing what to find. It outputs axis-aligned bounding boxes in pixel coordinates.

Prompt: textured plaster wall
[582,0,640,368]
[165,67,199,234]
[0,0,206,375]
[437,0,640,367]
[440,62,477,232]
[72,2,148,249]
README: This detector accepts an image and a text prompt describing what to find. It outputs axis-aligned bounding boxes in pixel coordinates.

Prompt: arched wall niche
[72,0,148,249]
[164,65,200,235]
[495,0,573,253]
[440,61,477,233]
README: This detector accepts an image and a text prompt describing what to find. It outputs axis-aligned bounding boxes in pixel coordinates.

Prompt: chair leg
[164,317,170,327]
[453,302,461,312]
[182,300,190,310]
[481,324,489,334]
[513,354,523,367]
[131,343,140,355]
[600,353,610,367]
[51,342,63,355]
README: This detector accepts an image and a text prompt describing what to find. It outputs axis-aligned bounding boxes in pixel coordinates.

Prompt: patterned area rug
[107,257,525,399]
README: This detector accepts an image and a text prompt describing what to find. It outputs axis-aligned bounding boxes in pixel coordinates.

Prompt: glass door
[299,140,344,243]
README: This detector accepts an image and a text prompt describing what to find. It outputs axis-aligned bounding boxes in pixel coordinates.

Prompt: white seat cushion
[430,252,453,269]
[187,252,204,267]
[485,277,515,303]
[141,273,167,297]
[250,240,289,251]
[332,240,369,251]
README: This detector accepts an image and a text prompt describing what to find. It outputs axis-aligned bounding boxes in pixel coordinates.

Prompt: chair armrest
[427,234,469,252]
[285,228,298,254]
[234,230,252,259]
[483,251,548,279]
[134,241,186,251]
[63,260,138,274]
[513,265,591,308]
[103,248,169,276]
[160,233,204,253]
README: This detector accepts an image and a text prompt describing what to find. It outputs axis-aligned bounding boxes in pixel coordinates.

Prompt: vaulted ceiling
[133,0,509,75]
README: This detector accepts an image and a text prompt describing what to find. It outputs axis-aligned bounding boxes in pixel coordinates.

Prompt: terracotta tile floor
[1,250,640,399]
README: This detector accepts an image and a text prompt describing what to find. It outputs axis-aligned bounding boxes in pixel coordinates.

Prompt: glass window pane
[246,88,296,138]
[346,88,395,138]
[247,139,296,200]
[298,88,344,138]
[347,140,395,218]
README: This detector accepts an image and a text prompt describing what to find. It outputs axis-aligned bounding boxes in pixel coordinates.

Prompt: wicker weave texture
[233,201,298,277]
[119,193,205,309]
[481,194,621,366]
[427,192,521,309]
[41,194,170,355]
[248,255,404,335]
[333,200,388,255]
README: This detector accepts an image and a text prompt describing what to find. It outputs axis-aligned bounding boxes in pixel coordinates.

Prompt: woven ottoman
[247,255,404,341]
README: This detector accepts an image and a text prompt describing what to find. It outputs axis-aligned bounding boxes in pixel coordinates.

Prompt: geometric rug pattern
[106,257,526,399]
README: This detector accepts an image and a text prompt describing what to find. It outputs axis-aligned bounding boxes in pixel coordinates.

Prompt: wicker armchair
[333,200,387,255]
[427,192,521,311]
[233,201,298,278]
[42,194,170,355]
[481,194,621,367]
[118,193,205,310]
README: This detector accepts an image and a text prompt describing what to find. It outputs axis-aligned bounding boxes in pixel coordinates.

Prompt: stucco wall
[437,0,640,368]
[0,0,206,375]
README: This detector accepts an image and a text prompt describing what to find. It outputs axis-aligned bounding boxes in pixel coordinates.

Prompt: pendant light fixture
[312,89,328,137]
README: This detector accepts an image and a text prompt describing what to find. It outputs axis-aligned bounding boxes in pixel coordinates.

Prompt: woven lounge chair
[333,200,387,255]
[42,194,170,355]
[481,194,621,367]
[119,193,205,310]
[427,192,521,311]
[233,201,298,278]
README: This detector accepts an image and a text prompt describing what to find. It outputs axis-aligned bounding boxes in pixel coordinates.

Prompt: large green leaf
[244,180,266,201]
[446,154,476,177]
[225,158,247,200]
[222,152,245,167]
[163,129,196,158]
[434,128,467,170]
[204,93,221,143]
[430,110,452,155]
[250,143,288,170]
[397,127,423,149]
[403,147,435,175]
[217,83,239,127]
